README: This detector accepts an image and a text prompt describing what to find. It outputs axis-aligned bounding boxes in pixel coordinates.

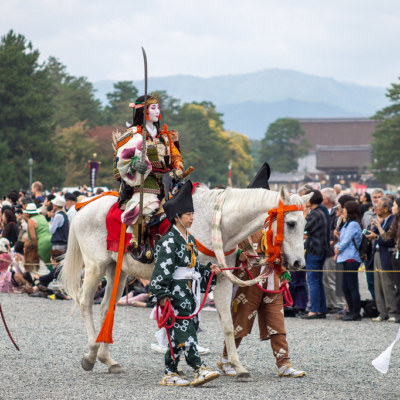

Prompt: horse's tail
[60,219,83,304]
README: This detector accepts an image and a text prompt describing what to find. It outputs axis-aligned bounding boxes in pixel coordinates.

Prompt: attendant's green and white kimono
[149,225,217,374]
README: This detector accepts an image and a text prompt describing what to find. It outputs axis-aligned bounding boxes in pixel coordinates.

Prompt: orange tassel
[96,311,115,344]
[96,224,127,344]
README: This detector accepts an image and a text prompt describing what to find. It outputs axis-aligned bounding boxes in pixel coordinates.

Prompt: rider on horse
[112,92,184,245]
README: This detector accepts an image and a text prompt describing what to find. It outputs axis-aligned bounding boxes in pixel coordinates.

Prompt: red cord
[156,265,292,359]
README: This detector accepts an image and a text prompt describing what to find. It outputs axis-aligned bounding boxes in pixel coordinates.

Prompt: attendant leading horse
[61,186,311,379]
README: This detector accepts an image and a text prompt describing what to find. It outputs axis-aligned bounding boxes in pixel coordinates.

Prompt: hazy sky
[1,0,399,87]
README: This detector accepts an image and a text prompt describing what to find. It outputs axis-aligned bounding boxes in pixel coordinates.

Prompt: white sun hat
[23,203,39,214]
[51,196,65,208]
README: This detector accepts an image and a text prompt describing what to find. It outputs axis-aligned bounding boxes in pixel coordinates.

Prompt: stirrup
[278,362,306,378]
[159,372,189,386]
[217,357,237,376]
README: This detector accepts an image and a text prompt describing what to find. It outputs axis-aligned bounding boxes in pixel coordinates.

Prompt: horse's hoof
[108,364,125,374]
[237,372,253,382]
[81,357,95,371]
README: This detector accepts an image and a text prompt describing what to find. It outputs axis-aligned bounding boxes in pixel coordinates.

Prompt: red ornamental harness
[157,200,304,360]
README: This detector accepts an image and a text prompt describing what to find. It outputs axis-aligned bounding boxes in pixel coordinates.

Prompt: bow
[0,302,20,351]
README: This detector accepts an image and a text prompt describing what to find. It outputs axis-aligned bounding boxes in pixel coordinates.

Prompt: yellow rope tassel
[187,243,197,268]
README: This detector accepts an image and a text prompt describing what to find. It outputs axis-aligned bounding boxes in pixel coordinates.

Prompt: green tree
[371,78,400,184]
[173,103,253,187]
[46,57,103,129]
[104,81,138,126]
[57,121,96,186]
[0,30,64,193]
[258,118,311,172]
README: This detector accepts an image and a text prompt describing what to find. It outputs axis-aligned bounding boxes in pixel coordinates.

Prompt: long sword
[137,47,148,249]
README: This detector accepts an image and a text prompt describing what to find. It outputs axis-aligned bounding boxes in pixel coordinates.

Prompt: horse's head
[276,187,313,271]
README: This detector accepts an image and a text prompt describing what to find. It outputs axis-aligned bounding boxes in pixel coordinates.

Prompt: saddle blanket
[106,202,170,253]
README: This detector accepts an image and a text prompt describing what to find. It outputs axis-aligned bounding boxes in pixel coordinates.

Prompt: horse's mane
[223,187,279,213]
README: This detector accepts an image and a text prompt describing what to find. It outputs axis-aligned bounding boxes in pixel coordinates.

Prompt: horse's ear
[279,186,290,204]
[301,192,314,205]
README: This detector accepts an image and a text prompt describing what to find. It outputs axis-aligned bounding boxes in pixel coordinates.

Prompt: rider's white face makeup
[148,103,160,123]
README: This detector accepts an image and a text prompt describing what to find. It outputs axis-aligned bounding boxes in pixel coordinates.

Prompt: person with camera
[334,201,362,321]
[368,197,400,322]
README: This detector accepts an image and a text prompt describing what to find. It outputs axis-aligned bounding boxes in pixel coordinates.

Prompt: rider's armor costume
[111,93,184,237]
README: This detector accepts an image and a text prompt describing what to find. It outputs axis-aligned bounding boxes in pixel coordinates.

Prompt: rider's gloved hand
[134,161,148,174]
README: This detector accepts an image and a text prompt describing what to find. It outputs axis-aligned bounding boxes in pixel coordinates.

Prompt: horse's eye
[287,221,296,229]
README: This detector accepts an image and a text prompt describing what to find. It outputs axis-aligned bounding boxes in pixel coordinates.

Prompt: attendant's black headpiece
[247,162,271,190]
[164,181,194,222]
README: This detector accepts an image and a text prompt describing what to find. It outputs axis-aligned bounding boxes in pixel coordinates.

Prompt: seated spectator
[22,241,51,293]
[49,196,69,252]
[30,250,70,300]
[118,279,150,306]
[96,188,104,195]
[1,209,19,246]
[334,201,362,321]
[24,203,52,269]
[0,238,12,273]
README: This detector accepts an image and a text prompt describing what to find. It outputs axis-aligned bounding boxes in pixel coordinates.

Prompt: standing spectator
[21,196,33,210]
[367,197,400,322]
[360,192,372,205]
[23,203,52,269]
[49,196,69,252]
[321,188,344,311]
[362,189,385,230]
[65,193,77,224]
[301,190,329,319]
[40,194,55,216]
[362,189,385,299]
[334,201,362,321]
[288,184,315,315]
[6,190,19,211]
[1,209,19,247]
[334,184,342,196]
[31,181,45,202]
[16,209,27,240]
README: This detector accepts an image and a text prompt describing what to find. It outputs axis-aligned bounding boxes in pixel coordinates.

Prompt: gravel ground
[1,274,400,400]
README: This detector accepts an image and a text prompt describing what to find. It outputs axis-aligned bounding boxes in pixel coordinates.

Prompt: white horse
[61,186,311,379]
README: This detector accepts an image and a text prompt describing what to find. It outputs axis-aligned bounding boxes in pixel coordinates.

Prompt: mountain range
[93,69,388,139]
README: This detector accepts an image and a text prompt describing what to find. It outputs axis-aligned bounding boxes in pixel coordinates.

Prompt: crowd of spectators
[0,182,105,300]
[288,184,400,323]
[1,181,400,324]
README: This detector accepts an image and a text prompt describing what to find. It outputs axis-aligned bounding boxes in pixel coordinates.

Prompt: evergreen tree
[57,122,97,186]
[258,118,311,172]
[46,57,103,129]
[174,103,253,187]
[0,30,63,193]
[104,81,138,126]
[371,78,400,184]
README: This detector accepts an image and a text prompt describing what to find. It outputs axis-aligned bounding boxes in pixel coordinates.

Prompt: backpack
[0,269,13,293]
[361,299,379,318]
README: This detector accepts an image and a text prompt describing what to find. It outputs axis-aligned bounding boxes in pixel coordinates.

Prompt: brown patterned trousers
[222,268,290,367]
